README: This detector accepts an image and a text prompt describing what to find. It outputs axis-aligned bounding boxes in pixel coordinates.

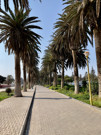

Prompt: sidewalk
[29,86,101,135]
[0,88,35,135]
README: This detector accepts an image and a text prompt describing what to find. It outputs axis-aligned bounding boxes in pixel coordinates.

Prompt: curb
[19,87,36,135]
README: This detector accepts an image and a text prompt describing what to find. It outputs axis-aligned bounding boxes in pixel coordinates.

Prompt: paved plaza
[0,89,34,135]
[29,86,101,135]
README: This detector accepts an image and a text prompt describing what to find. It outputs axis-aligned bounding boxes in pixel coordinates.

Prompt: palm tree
[23,60,27,92]
[50,44,62,87]
[51,36,86,92]
[63,0,101,97]
[53,62,57,87]
[53,13,80,91]
[53,1,92,93]
[26,48,39,89]
[22,41,41,91]
[51,42,67,89]
[31,66,39,86]
[66,46,87,88]
[42,48,54,86]
[39,67,49,85]
[0,8,41,96]
[0,0,41,10]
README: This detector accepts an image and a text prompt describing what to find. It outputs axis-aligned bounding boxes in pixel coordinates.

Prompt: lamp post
[84,51,93,105]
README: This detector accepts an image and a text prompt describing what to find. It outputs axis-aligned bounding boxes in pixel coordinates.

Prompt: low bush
[49,86,58,90]
[44,84,50,88]
[64,86,69,90]
[6,88,12,96]
[57,85,61,88]
[69,87,74,91]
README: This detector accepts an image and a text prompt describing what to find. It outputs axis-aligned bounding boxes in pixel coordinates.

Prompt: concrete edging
[19,87,36,135]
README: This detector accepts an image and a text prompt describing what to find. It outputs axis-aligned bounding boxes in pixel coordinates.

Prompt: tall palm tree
[53,13,79,91]
[22,58,27,92]
[52,36,86,92]
[0,8,41,96]
[22,41,41,91]
[26,48,39,89]
[42,48,54,86]
[63,0,101,97]
[50,43,61,87]
[53,1,92,93]
[53,62,57,87]
[0,0,41,10]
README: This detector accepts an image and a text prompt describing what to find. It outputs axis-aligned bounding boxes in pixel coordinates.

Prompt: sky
[0,0,97,78]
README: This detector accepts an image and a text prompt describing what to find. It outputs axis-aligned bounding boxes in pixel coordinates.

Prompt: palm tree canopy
[66,47,87,69]
[1,0,41,11]
[0,8,42,55]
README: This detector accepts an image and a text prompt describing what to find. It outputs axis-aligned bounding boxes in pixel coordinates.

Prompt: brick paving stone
[0,89,34,135]
[29,86,101,135]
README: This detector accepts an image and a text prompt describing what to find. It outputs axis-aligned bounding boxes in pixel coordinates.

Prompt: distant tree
[83,67,97,82]
[6,75,14,85]
[0,75,6,84]
[90,67,97,82]
[83,72,88,80]
[90,67,98,94]
[83,67,98,94]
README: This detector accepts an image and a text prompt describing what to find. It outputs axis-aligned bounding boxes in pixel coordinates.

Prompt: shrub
[44,85,49,88]
[49,86,59,90]
[91,82,98,95]
[69,86,74,91]
[82,80,87,88]
[6,88,12,96]
[79,87,85,93]
[57,85,61,88]
[64,86,69,90]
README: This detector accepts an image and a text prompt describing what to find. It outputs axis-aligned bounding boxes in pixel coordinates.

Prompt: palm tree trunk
[14,53,22,97]
[53,62,57,87]
[72,50,79,94]
[53,72,57,87]
[23,62,27,92]
[28,68,31,89]
[30,73,33,89]
[61,60,64,89]
[94,29,101,98]
[49,71,52,86]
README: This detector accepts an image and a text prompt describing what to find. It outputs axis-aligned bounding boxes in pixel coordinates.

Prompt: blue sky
[0,0,97,78]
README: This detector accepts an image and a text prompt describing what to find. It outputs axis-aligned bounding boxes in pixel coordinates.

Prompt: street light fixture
[84,51,93,105]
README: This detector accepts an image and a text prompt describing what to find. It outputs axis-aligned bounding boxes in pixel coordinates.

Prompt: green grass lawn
[46,84,101,108]
[0,91,14,101]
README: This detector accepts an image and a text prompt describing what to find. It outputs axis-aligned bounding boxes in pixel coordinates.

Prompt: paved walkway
[0,89,34,135]
[29,86,101,135]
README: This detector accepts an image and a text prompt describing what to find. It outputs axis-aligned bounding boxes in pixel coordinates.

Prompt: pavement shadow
[23,96,33,98]
[35,97,72,100]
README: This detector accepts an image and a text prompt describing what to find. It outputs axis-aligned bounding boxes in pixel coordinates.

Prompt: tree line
[40,0,101,98]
